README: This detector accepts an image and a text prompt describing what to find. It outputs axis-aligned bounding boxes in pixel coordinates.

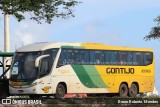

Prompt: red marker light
[18,90,24,93]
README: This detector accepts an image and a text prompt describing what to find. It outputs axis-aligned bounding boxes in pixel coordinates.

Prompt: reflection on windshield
[10,52,41,81]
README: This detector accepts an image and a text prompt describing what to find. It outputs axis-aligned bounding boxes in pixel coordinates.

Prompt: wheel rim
[130,85,137,96]
[58,88,62,95]
[121,87,126,95]
[57,86,64,97]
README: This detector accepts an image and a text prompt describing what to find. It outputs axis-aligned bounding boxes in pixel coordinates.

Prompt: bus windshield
[10,52,41,81]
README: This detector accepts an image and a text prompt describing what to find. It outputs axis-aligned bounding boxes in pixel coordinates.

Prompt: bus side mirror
[35,55,50,67]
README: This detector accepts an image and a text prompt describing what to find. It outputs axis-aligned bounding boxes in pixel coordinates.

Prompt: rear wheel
[119,83,128,97]
[55,84,66,98]
[129,83,138,97]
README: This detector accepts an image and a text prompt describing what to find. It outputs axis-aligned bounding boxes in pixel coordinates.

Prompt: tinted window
[119,51,128,65]
[133,52,143,65]
[57,49,153,67]
[40,49,58,77]
[90,50,101,64]
[105,51,110,65]
[144,52,153,65]
[110,51,119,65]
[80,50,89,64]
[57,49,90,67]
[127,52,133,65]
[57,49,66,67]
[101,51,105,64]
[57,49,75,66]
[66,50,75,64]
[75,50,89,64]
[40,58,49,77]
[74,50,80,64]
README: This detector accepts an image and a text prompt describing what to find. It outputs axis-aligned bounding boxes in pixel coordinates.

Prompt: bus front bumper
[9,86,43,94]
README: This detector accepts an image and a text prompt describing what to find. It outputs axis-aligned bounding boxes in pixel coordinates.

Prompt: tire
[55,84,66,98]
[0,86,8,99]
[119,83,128,97]
[129,83,138,97]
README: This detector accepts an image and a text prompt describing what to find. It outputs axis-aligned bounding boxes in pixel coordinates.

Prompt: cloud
[15,30,34,45]
[11,21,52,51]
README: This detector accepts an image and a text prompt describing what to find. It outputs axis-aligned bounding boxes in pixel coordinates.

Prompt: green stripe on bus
[72,65,98,88]
[61,46,85,49]
[72,65,109,88]
[83,65,109,88]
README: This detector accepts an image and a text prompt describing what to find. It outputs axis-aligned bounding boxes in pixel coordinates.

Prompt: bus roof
[16,42,153,52]
[0,52,14,57]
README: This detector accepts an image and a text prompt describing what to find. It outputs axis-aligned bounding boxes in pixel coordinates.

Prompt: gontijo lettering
[106,68,134,74]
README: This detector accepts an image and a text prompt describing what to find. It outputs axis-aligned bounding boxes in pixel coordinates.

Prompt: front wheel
[55,84,66,98]
[129,83,138,97]
[119,83,128,97]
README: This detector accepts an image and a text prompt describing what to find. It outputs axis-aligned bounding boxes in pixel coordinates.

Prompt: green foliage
[144,16,160,40]
[0,0,79,24]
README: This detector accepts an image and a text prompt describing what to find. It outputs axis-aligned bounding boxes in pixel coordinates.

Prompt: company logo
[106,68,134,74]
[42,86,51,93]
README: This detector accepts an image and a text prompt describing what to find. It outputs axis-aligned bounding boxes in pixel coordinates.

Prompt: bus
[9,42,154,98]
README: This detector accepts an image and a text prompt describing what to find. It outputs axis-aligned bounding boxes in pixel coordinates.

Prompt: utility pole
[4,14,10,78]
[4,14,10,52]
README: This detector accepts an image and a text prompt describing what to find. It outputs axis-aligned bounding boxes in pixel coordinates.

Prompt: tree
[0,0,79,24]
[144,16,160,40]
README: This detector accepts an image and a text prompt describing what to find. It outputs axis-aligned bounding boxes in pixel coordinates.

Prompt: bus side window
[75,49,88,65]
[42,49,58,75]
[144,52,152,65]
[79,50,85,64]
[90,50,101,64]
[57,49,66,67]
[128,52,133,65]
[74,50,80,64]
[101,51,105,64]
[84,50,89,64]
[135,52,143,65]
[119,51,127,65]
[40,58,49,77]
[105,51,110,65]
[90,50,95,64]
[66,49,75,64]
[110,51,119,65]
[110,51,114,64]
[95,51,101,64]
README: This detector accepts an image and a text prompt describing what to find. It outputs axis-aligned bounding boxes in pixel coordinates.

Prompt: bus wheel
[129,83,138,97]
[119,83,128,97]
[55,84,66,98]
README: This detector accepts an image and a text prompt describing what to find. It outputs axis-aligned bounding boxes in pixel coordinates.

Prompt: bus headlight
[30,80,43,87]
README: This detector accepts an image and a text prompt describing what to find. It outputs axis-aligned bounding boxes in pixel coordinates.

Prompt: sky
[0,0,160,94]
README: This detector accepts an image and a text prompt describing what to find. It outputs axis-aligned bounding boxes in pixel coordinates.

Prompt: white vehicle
[9,42,154,98]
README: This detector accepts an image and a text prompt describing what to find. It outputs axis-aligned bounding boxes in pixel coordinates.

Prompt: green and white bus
[9,42,154,98]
